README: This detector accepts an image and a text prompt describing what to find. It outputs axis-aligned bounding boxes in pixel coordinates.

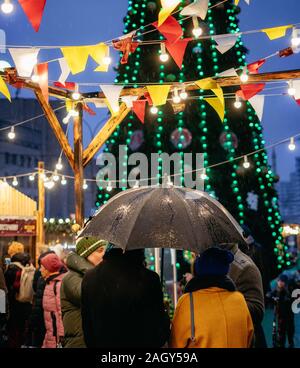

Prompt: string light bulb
[72,85,81,101]
[288,137,296,151]
[63,113,71,125]
[240,68,249,83]
[234,95,242,109]
[179,88,188,100]
[8,126,15,140]
[83,180,88,190]
[53,171,60,182]
[29,174,35,181]
[44,179,55,190]
[1,0,13,14]
[172,88,181,104]
[288,80,296,96]
[56,157,63,171]
[243,156,250,169]
[192,16,203,38]
[200,169,208,180]
[12,176,18,186]
[150,106,158,114]
[61,176,67,185]
[31,74,39,83]
[159,43,169,63]
[106,182,113,192]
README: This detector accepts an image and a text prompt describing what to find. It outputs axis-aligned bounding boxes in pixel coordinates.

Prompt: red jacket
[42,273,65,348]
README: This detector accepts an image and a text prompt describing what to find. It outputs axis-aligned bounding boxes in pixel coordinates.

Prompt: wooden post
[36,161,45,264]
[73,103,84,228]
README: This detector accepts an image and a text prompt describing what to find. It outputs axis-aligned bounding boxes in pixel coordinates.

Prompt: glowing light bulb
[61,176,67,185]
[8,126,15,140]
[12,176,18,186]
[72,91,81,101]
[103,56,112,65]
[63,113,71,124]
[45,180,55,189]
[150,106,158,114]
[192,16,202,38]
[179,89,188,100]
[106,182,113,192]
[1,0,13,14]
[29,174,35,181]
[243,156,250,169]
[31,74,39,83]
[234,96,242,109]
[288,137,296,151]
[240,72,249,83]
[172,88,181,104]
[159,43,169,63]
[83,180,88,190]
[200,169,208,180]
[53,171,60,182]
[56,158,63,171]
[288,80,296,96]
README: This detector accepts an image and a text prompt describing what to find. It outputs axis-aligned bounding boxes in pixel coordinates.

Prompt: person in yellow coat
[169,247,254,348]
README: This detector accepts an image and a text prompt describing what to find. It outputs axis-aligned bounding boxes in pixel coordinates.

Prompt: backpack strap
[53,280,59,296]
[189,292,196,342]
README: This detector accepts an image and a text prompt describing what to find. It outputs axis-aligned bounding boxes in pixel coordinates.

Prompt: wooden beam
[83,103,131,167]
[73,104,84,227]
[34,89,74,170]
[36,161,45,264]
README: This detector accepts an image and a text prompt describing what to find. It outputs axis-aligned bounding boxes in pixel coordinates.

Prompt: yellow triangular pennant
[61,46,90,74]
[212,86,224,107]
[205,97,225,122]
[147,85,171,106]
[105,98,119,117]
[195,78,218,90]
[262,25,292,40]
[90,43,109,71]
[234,0,240,5]
[158,0,180,26]
[65,99,73,112]
[0,75,11,102]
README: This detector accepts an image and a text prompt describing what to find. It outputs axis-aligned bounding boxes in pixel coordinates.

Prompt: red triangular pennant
[112,37,139,64]
[236,83,265,100]
[152,16,183,44]
[132,100,147,124]
[83,104,96,116]
[18,0,46,32]
[165,38,191,69]
[294,98,300,106]
[247,59,266,74]
[144,92,153,106]
[53,81,76,90]
[37,63,48,103]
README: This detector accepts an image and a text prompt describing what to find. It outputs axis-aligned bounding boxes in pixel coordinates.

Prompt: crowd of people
[0,233,299,349]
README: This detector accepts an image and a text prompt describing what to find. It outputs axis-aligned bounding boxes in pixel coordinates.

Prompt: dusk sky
[0,0,300,181]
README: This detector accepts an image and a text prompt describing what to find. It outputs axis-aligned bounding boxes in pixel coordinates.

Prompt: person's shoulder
[233,249,257,270]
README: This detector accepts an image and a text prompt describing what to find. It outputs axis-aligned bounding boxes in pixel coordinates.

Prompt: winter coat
[4,253,32,348]
[81,250,170,348]
[169,276,254,348]
[0,267,7,294]
[42,272,65,348]
[220,243,265,347]
[60,252,93,348]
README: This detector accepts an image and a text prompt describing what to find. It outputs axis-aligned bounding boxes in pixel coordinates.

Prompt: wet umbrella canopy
[80,186,247,254]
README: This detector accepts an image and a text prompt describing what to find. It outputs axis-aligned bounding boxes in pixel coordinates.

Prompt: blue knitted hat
[194,247,234,277]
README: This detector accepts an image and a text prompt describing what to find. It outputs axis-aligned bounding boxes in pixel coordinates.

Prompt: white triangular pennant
[215,35,238,54]
[218,68,238,77]
[180,0,209,20]
[121,95,138,108]
[292,80,300,100]
[100,84,123,114]
[58,58,70,85]
[249,95,265,121]
[9,48,40,77]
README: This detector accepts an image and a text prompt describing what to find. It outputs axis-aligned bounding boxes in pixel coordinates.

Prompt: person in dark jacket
[219,243,266,348]
[60,237,108,348]
[26,250,55,347]
[267,274,295,348]
[81,248,170,348]
[4,252,32,348]
[0,266,7,347]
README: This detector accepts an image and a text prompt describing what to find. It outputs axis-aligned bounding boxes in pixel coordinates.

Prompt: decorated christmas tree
[95,0,287,282]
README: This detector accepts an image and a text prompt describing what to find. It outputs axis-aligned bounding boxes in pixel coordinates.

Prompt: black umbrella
[79,186,247,253]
